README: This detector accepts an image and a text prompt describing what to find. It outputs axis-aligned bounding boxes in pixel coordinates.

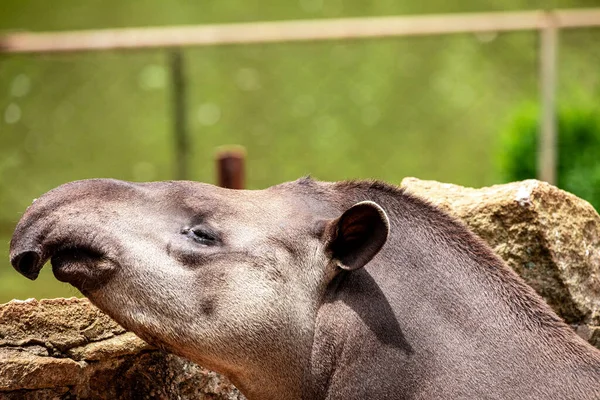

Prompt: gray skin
[9,177,600,400]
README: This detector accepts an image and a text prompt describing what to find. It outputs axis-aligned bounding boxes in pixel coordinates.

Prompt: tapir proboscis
[9,177,600,399]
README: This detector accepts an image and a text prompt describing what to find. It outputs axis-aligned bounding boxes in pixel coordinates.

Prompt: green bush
[498,104,600,210]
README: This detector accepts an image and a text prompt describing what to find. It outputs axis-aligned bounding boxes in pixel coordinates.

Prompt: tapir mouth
[11,242,118,293]
[50,246,116,291]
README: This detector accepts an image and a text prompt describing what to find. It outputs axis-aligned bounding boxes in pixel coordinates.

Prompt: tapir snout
[10,179,148,290]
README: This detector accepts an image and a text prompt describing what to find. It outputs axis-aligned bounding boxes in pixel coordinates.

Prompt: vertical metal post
[538,12,558,185]
[216,146,246,189]
[169,49,189,180]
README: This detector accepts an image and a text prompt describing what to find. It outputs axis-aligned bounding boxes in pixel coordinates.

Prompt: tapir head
[9,178,389,393]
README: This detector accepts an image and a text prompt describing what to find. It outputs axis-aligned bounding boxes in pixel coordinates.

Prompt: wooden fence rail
[1,9,599,183]
[1,9,599,53]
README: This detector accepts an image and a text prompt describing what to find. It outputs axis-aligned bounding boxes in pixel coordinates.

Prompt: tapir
[9,177,600,399]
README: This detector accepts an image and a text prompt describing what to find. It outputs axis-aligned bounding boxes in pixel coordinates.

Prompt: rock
[0,348,83,390]
[67,332,150,361]
[401,178,600,327]
[0,297,125,353]
[0,298,243,399]
[0,387,71,400]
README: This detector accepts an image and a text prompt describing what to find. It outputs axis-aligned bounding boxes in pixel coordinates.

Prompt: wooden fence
[2,8,600,183]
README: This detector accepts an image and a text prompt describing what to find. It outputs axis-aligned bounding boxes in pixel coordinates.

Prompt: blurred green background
[1,1,600,302]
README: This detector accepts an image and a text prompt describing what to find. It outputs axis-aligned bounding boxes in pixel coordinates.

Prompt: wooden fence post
[216,146,246,189]
[169,49,189,180]
[538,12,558,185]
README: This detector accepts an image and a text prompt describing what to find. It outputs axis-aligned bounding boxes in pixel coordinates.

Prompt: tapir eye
[181,226,218,245]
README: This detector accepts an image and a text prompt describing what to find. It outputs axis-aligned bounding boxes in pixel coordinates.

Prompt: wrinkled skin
[10,178,600,400]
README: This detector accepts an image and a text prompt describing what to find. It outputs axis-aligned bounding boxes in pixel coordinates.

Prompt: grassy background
[1,1,600,302]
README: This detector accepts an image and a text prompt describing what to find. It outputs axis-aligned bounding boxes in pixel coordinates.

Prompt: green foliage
[498,104,600,210]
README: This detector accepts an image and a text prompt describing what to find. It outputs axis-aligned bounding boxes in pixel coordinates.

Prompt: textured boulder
[401,178,600,330]
[0,298,243,399]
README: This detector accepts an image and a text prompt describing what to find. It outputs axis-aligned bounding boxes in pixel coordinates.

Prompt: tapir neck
[332,180,572,336]
[220,317,316,400]
[305,181,599,399]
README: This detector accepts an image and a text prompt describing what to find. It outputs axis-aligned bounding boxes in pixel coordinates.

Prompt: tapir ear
[324,201,390,271]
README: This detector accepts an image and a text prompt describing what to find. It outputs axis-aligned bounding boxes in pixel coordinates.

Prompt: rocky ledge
[0,297,242,399]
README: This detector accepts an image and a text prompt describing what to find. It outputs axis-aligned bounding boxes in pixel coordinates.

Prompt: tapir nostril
[11,251,43,281]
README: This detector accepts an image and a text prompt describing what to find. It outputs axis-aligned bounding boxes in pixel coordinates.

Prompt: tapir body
[9,178,600,399]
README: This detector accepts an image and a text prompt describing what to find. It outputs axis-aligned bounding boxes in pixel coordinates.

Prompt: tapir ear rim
[353,200,390,234]
[323,200,390,272]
